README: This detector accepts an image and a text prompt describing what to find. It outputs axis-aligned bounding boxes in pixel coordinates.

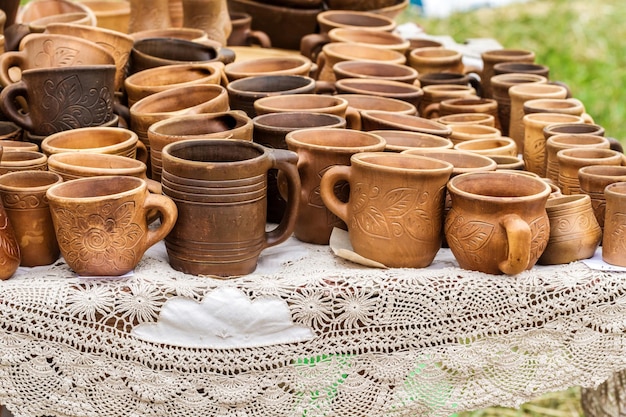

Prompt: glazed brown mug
[285,127,387,244]
[445,170,551,275]
[0,170,63,267]
[0,65,116,136]
[46,175,178,276]
[161,139,301,277]
[602,182,626,267]
[320,152,453,268]
[578,165,626,230]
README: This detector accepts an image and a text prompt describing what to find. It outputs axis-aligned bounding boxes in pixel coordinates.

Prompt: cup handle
[300,33,330,61]
[0,80,34,132]
[143,192,178,250]
[135,140,149,165]
[498,213,531,275]
[422,102,441,119]
[345,106,362,131]
[314,52,327,81]
[0,52,21,87]
[319,165,351,224]
[265,148,301,248]
[246,29,272,48]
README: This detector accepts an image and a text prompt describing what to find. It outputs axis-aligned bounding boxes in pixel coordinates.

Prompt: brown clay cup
[332,60,418,84]
[129,37,224,74]
[437,113,496,128]
[602,182,626,267]
[544,133,610,185]
[419,84,477,117]
[556,147,625,195]
[337,93,417,115]
[480,48,535,99]
[320,152,453,268]
[0,170,63,267]
[160,139,301,277]
[225,55,313,82]
[408,47,464,76]
[285,128,387,244]
[0,150,48,174]
[360,111,452,138]
[372,130,453,152]
[227,12,271,48]
[424,96,500,131]
[445,170,551,275]
[454,137,517,157]
[334,78,424,110]
[0,65,116,136]
[46,175,178,276]
[578,165,626,231]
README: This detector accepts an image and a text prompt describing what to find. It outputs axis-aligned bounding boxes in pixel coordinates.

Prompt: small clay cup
[523,97,593,123]
[0,140,39,152]
[130,27,208,43]
[602,182,626,267]
[334,78,423,110]
[419,84,477,118]
[488,154,525,170]
[544,133,610,184]
[332,60,418,84]
[315,9,396,33]
[0,150,48,174]
[447,124,501,145]
[493,61,550,79]
[424,97,500,131]
[227,12,271,48]
[129,37,224,74]
[578,165,626,230]
[320,152,453,268]
[480,48,535,98]
[47,175,178,276]
[328,27,410,54]
[454,137,517,157]
[557,148,626,195]
[371,130,453,152]
[359,111,452,138]
[254,94,359,128]
[337,93,417,115]
[408,47,464,76]
[437,113,496,128]
[224,55,312,81]
[0,170,63,266]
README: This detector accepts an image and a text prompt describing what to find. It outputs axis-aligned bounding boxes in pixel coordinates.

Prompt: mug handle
[345,106,362,131]
[135,140,149,165]
[422,102,441,119]
[300,33,330,61]
[319,164,351,224]
[0,80,34,132]
[246,29,272,48]
[143,192,178,250]
[265,148,301,248]
[0,51,22,87]
[498,213,531,275]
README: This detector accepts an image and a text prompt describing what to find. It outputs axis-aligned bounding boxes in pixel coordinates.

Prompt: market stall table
[1,231,626,417]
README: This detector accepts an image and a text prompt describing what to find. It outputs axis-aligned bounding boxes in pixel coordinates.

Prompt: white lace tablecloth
[1,233,626,417]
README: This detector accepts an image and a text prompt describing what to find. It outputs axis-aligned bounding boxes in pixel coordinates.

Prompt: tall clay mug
[320,152,453,268]
[160,139,301,277]
[445,171,551,275]
[602,182,626,267]
[46,176,178,276]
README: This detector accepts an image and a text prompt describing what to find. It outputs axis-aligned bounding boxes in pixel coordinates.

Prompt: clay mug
[77,0,131,34]
[129,83,230,160]
[490,72,547,136]
[336,93,417,116]
[327,27,410,55]
[315,9,396,33]
[180,0,232,47]
[0,140,39,152]
[332,60,419,84]
[522,113,585,177]
[507,83,568,154]
[523,98,593,124]
[448,124,501,145]
[543,122,606,140]
[454,137,517,157]
[493,61,550,79]
[0,189,20,279]
[44,22,134,91]
[372,130,453,152]
[41,127,148,163]
[401,148,497,176]
[0,32,114,87]
[227,12,271,48]
[123,62,226,108]
[226,75,316,118]
[545,133,611,184]
[130,27,208,43]
[538,194,601,265]
[333,78,424,111]
[445,170,551,275]
[437,113,496,128]
[603,182,626,267]
[480,48,535,99]
[224,55,313,81]
[557,147,625,195]
[417,71,481,93]
[0,150,48,174]
[285,128,386,244]
[0,65,116,136]
[0,170,63,267]
[160,139,300,277]
[46,175,178,276]
[320,152,453,268]
[147,110,253,181]
[253,111,347,223]
[419,84,477,118]
[489,154,525,170]
[578,165,626,230]
[360,111,452,138]
[408,47,464,76]
[424,96,500,130]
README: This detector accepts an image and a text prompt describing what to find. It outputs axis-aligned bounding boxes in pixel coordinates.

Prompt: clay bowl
[370,0,410,19]
[334,78,423,109]
[27,11,95,32]
[360,111,452,138]
[17,0,97,26]
[224,55,312,81]
[129,28,208,42]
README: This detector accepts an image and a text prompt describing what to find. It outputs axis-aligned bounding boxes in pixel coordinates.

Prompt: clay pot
[448,124,501,145]
[489,154,525,170]
[480,48,535,98]
[419,84,477,118]
[545,133,611,185]
[454,137,517,157]
[161,139,300,277]
[328,27,410,54]
[47,175,178,276]
[445,170,551,275]
[543,122,606,139]
[359,111,452,138]
[602,182,626,267]
[285,128,386,244]
[181,0,231,46]
[315,9,396,33]
[224,55,312,81]
[129,37,226,74]
[424,97,500,131]
[0,150,48,174]
[78,0,131,33]
[254,94,358,127]
[0,140,38,152]
[373,130,453,152]
[337,93,417,116]
[130,27,208,42]
[227,12,271,48]
[332,60,418,84]
[523,97,593,123]
[437,113,496,128]
[408,47,464,76]
[557,148,625,195]
[320,152,453,267]
[333,78,423,110]
[538,194,601,265]
[578,165,626,230]
[417,71,476,89]
[401,148,498,176]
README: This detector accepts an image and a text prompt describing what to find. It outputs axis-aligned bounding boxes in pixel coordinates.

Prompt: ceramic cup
[423,96,500,131]
[0,65,116,136]
[523,97,593,123]
[0,150,48,174]
[0,150,20,279]
[320,151,453,267]
[408,47,464,76]
[419,84,477,117]
[332,60,418,85]
[0,170,63,267]
[447,124,502,145]
[445,170,551,275]
[480,48,535,99]
[360,111,452,137]
[557,148,626,195]
[372,130,453,152]
[285,127,387,244]
[453,137,517,157]
[227,12,271,47]
[578,165,626,230]
[160,139,301,277]
[603,182,626,266]
[46,175,178,276]
[333,78,424,111]
[224,55,312,81]
[129,37,225,74]
[544,133,610,184]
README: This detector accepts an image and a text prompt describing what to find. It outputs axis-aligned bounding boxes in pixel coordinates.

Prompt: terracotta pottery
[27,11,95,33]
[578,165,626,231]
[315,9,396,33]
[557,148,625,195]
[44,22,134,91]
[417,71,477,89]
[0,33,115,87]
[522,113,585,177]
[0,121,23,141]
[545,133,611,185]
[359,111,452,138]
[147,111,253,181]
[538,194,601,265]
[320,152,453,267]
[47,175,177,276]
[325,0,397,11]
[401,148,497,176]
[130,27,208,42]
[285,128,386,244]
[490,72,547,137]
[493,61,550,79]
[181,0,231,46]
[419,84,477,118]
[0,140,38,152]
[123,62,226,108]
[0,150,47,174]
[17,0,97,28]
[370,0,410,19]
[328,27,410,54]
[424,97,501,131]
[523,97,593,123]
[489,154,525,170]
[0,170,63,266]
[408,47,464,76]
[437,113,496,128]
[253,111,346,223]
[253,94,358,128]
[161,139,300,277]
[227,12,271,48]
[169,0,183,27]
[0,181,20,279]
[480,48,535,99]
[128,0,171,33]
[78,0,131,33]
[448,124,501,145]
[0,65,116,136]
[543,122,606,139]
[333,78,423,111]
[445,170,551,275]
[372,130,453,152]
[262,0,322,7]
[454,137,517,157]
[507,83,568,154]
[602,182,626,267]
[332,60,418,84]
[224,55,312,81]
[337,93,417,116]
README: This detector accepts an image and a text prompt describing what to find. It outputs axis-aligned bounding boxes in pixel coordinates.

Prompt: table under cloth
[1,232,626,417]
